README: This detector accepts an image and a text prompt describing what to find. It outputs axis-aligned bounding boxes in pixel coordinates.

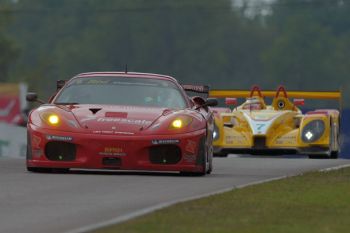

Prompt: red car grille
[45,141,76,161]
[149,145,181,165]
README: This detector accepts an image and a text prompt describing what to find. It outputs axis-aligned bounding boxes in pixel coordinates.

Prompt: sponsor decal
[185,140,197,154]
[46,135,73,141]
[32,135,42,148]
[114,131,134,135]
[97,118,152,126]
[275,135,297,145]
[99,147,126,156]
[92,130,134,135]
[101,131,114,134]
[105,112,128,118]
[184,154,196,163]
[225,135,246,144]
[152,139,180,145]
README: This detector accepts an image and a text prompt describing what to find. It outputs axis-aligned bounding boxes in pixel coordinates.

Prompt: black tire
[308,153,337,159]
[207,145,213,174]
[193,137,207,176]
[52,168,70,173]
[207,155,213,174]
[330,151,339,159]
[309,120,339,159]
[180,171,202,176]
[329,120,340,159]
[27,167,70,173]
[26,132,32,160]
[199,137,208,176]
[27,167,53,173]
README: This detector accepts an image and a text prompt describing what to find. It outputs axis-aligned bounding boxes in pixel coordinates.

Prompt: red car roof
[75,72,178,83]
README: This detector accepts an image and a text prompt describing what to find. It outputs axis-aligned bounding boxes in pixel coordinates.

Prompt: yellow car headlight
[301,120,325,143]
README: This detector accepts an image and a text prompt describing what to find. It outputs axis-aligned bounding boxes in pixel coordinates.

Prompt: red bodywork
[27,72,215,174]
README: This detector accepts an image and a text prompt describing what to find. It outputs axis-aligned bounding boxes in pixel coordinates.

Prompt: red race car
[26,72,217,175]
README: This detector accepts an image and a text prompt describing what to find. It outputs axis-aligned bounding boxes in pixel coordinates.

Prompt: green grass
[93,168,350,233]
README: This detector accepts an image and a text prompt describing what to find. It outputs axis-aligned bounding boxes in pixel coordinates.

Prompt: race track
[1,156,349,233]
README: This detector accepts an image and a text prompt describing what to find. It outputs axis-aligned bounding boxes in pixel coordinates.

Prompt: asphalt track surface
[1,156,350,233]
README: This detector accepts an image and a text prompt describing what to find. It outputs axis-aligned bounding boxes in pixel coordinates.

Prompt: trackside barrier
[0,123,26,158]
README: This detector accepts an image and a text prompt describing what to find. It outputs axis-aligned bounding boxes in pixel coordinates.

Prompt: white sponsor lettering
[46,135,73,141]
[152,139,180,145]
[97,118,152,125]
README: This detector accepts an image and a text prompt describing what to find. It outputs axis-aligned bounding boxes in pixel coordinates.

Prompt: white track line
[65,163,350,233]
[319,163,350,172]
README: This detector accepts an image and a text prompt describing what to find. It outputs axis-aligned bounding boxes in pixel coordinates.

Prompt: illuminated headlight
[305,131,313,140]
[169,117,192,130]
[213,123,219,141]
[172,119,183,128]
[48,114,59,125]
[40,112,61,126]
[301,120,325,143]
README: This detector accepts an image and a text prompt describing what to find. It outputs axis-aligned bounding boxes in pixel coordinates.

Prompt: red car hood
[68,105,171,134]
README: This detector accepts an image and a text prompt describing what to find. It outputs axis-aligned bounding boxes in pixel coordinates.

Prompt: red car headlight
[34,111,80,130]
[40,112,61,127]
[47,114,60,125]
[168,116,193,130]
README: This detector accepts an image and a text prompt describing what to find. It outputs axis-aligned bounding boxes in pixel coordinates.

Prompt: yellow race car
[210,86,341,159]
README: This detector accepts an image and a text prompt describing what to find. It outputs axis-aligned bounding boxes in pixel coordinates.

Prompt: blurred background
[0,0,349,156]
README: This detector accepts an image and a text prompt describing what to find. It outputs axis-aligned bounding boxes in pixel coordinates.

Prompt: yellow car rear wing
[209,90,341,100]
[209,89,343,111]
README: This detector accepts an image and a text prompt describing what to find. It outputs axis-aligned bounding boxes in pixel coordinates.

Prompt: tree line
[0,0,349,106]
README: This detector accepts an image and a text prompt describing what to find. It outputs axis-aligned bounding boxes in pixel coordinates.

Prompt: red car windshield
[54,76,188,109]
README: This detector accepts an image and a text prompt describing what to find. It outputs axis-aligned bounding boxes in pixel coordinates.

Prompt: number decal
[257,124,265,131]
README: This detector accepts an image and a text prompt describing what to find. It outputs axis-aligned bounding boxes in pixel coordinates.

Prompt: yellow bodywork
[211,89,341,158]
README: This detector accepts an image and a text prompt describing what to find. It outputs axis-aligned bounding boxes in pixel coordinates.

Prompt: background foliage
[0,0,349,105]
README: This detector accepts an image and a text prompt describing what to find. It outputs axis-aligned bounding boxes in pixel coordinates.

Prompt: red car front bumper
[27,124,206,173]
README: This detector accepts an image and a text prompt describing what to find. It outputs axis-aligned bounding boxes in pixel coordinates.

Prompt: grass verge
[93,167,350,233]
